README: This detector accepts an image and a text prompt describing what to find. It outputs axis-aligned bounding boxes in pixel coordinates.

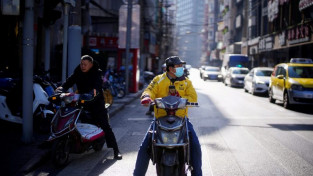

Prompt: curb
[20,90,143,174]
[108,90,143,117]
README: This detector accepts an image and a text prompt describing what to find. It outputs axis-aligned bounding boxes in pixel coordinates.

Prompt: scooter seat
[76,123,105,142]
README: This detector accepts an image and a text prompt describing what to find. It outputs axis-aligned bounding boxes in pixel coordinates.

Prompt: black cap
[165,56,186,67]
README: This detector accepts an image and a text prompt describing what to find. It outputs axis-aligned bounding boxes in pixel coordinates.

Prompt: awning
[299,0,313,11]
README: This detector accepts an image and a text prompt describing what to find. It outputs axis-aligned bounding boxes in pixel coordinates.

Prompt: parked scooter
[150,95,198,176]
[48,92,106,167]
[0,77,54,124]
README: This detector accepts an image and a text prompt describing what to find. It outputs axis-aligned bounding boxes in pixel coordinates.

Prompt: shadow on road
[269,124,313,131]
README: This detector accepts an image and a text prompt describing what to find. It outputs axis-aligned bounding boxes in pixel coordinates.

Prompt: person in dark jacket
[56,55,122,160]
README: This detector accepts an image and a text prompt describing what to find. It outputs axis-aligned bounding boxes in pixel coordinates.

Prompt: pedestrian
[134,56,202,176]
[56,55,122,160]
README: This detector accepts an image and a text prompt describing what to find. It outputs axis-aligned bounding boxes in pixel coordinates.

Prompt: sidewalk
[0,90,142,176]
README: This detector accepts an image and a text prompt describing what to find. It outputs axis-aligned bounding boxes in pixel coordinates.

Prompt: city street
[29,68,313,176]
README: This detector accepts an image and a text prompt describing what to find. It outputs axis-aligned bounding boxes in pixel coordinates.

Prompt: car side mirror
[277,75,284,79]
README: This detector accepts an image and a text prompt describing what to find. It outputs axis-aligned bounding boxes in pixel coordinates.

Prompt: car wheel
[269,89,275,103]
[244,82,248,92]
[251,84,256,95]
[283,92,291,109]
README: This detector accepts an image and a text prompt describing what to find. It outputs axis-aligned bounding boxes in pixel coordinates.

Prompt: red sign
[287,24,311,45]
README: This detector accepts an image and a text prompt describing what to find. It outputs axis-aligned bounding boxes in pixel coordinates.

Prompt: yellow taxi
[268,58,313,109]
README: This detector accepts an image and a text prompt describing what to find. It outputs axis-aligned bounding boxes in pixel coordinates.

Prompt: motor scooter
[150,95,198,176]
[48,92,106,167]
[0,77,54,124]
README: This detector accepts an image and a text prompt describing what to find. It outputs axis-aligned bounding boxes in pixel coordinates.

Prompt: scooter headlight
[60,93,75,104]
[177,98,187,109]
[155,98,165,109]
[64,96,74,104]
[159,131,180,144]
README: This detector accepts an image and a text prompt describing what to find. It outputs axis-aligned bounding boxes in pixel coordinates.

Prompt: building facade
[175,0,206,67]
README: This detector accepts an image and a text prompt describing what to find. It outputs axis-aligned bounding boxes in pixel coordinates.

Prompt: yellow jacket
[141,72,197,118]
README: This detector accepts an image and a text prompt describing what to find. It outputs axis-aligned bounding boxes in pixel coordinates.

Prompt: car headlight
[291,84,303,91]
[256,80,265,84]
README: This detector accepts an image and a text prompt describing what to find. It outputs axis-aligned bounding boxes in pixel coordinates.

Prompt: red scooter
[48,92,105,167]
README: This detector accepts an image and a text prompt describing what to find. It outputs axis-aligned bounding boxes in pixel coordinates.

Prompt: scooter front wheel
[156,163,186,176]
[52,138,70,167]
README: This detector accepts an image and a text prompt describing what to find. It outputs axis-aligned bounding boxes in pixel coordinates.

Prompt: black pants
[90,98,119,151]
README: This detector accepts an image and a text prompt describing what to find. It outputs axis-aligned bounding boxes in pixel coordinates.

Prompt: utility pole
[61,0,75,82]
[22,0,34,143]
[125,0,133,95]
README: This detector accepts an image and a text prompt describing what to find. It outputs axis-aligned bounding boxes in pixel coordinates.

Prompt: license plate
[306,94,313,98]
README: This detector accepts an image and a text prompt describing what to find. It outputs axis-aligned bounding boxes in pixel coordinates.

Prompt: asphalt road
[29,68,313,176]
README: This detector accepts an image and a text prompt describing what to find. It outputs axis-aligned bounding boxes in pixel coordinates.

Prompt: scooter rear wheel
[92,138,105,152]
[52,138,70,167]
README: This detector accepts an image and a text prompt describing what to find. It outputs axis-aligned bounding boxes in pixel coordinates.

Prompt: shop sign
[299,0,313,11]
[88,37,118,48]
[249,45,258,55]
[89,37,97,47]
[287,24,310,45]
[248,37,260,46]
[259,36,273,52]
[279,31,286,46]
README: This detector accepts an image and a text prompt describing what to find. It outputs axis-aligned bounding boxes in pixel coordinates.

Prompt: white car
[244,67,273,95]
[199,65,207,78]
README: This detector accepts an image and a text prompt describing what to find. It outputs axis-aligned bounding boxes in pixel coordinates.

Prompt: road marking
[128,117,151,121]
[125,104,137,108]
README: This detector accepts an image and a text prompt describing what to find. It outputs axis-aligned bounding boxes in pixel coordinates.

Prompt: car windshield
[232,69,249,74]
[205,67,219,71]
[288,66,313,78]
[255,70,272,77]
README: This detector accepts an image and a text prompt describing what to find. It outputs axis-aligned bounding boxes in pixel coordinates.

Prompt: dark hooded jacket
[61,62,103,97]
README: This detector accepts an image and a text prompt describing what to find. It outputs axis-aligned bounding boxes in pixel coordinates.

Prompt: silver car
[202,66,221,81]
[244,67,273,95]
[224,67,249,87]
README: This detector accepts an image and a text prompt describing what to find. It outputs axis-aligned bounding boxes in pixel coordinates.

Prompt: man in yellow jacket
[133,56,202,176]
